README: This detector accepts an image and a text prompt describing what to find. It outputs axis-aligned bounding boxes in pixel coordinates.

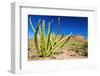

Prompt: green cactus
[29,17,72,57]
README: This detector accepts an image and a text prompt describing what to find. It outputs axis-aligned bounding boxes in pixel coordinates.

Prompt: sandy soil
[28,47,87,61]
[28,35,88,61]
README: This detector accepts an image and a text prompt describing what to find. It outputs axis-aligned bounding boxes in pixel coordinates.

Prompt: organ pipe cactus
[29,17,72,57]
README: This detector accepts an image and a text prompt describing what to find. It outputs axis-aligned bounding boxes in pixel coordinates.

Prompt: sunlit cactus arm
[39,23,41,35]
[46,22,51,50]
[29,17,35,33]
[60,32,72,47]
[34,19,41,55]
[40,20,45,57]
[47,33,64,55]
[47,32,72,56]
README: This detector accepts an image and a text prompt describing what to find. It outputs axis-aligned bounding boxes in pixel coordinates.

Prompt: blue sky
[28,15,88,39]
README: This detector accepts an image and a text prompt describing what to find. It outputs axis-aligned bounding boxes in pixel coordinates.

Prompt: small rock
[50,56,56,59]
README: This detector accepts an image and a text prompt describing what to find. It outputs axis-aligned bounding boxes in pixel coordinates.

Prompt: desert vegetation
[28,17,88,61]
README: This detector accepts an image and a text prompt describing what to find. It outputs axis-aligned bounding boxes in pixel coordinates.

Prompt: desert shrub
[80,41,88,56]
[69,42,88,56]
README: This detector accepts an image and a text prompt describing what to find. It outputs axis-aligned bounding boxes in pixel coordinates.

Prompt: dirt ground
[28,48,87,61]
[28,35,88,61]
